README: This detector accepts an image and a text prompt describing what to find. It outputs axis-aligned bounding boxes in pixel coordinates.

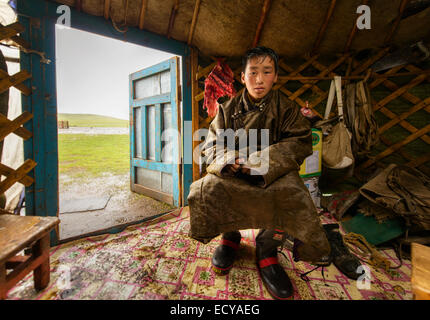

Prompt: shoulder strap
[324,79,336,120]
[324,76,343,120]
[334,76,343,120]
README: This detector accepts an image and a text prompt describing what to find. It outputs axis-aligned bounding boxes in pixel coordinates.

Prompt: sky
[55,25,175,120]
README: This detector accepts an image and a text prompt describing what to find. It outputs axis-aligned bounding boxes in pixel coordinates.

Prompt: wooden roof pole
[188,0,201,45]
[124,0,129,25]
[344,0,369,53]
[104,0,111,20]
[407,152,430,169]
[76,0,82,12]
[167,0,180,39]
[310,0,337,56]
[384,0,410,45]
[361,123,430,169]
[252,0,272,48]
[277,69,430,81]
[139,0,148,29]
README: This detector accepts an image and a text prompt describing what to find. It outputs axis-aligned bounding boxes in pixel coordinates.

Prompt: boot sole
[256,262,294,300]
[266,286,294,300]
[333,263,361,280]
[212,263,233,275]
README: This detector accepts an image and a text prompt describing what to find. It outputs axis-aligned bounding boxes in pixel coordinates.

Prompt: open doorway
[55,25,180,241]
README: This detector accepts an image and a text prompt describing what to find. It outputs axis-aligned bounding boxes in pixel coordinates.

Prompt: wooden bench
[0,209,60,299]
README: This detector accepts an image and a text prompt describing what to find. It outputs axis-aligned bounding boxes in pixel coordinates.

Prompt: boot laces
[277,249,328,285]
[299,265,327,284]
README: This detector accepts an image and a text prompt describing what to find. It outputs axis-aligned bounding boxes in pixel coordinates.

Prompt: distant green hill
[58,113,128,128]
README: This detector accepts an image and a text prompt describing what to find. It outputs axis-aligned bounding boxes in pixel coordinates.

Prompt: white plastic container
[303,176,321,208]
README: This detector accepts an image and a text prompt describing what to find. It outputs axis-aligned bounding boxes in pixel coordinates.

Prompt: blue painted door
[129,57,181,207]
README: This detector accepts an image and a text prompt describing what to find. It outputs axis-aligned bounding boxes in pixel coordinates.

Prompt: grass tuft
[58,134,130,179]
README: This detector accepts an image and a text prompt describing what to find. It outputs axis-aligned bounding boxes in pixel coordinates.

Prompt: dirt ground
[58,172,175,241]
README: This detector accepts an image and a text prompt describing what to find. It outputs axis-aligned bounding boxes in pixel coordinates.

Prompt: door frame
[17,0,193,245]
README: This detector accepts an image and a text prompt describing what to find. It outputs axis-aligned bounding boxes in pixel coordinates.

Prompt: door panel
[129,57,181,207]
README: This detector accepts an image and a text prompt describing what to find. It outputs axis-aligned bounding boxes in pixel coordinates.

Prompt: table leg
[0,263,6,299]
[33,234,50,291]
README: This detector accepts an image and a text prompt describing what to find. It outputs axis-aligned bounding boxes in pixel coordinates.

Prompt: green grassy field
[58,134,129,179]
[58,113,128,127]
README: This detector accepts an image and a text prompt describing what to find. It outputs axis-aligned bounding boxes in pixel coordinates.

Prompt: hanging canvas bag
[320,76,354,169]
[345,80,379,157]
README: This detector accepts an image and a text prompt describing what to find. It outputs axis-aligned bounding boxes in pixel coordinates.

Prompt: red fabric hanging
[203,60,236,118]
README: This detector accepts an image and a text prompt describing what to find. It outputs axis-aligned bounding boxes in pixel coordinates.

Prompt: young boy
[188,47,332,300]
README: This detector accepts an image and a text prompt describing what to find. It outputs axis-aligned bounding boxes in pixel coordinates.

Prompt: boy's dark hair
[242,46,279,74]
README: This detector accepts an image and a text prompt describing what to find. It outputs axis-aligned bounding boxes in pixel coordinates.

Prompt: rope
[110,0,129,34]
[342,232,401,271]
[0,42,51,64]
[20,47,51,64]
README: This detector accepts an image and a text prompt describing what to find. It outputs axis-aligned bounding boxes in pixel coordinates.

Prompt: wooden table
[0,210,60,299]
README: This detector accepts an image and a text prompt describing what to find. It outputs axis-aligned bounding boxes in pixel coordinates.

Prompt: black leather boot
[323,224,365,280]
[256,229,294,300]
[212,231,241,275]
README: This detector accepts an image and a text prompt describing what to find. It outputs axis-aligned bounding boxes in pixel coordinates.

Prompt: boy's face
[241,56,278,100]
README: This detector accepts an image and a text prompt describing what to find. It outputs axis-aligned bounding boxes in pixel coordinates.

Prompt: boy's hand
[236,158,252,174]
[223,162,241,175]
[223,158,250,175]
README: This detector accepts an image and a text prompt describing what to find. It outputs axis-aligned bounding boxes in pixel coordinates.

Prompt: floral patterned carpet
[7,207,413,300]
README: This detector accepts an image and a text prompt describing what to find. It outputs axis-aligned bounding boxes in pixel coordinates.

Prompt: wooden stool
[411,242,430,300]
[0,210,60,299]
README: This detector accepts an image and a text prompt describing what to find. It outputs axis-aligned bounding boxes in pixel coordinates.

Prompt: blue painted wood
[155,104,162,162]
[130,61,171,81]
[131,93,171,107]
[132,158,172,173]
[29,2,187,56]
[141,106,147,160]
[18,0,60,245]
[181,50,193,206]
[18,0,193,241]
[129,73,135,188]
[169,58,180,206]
